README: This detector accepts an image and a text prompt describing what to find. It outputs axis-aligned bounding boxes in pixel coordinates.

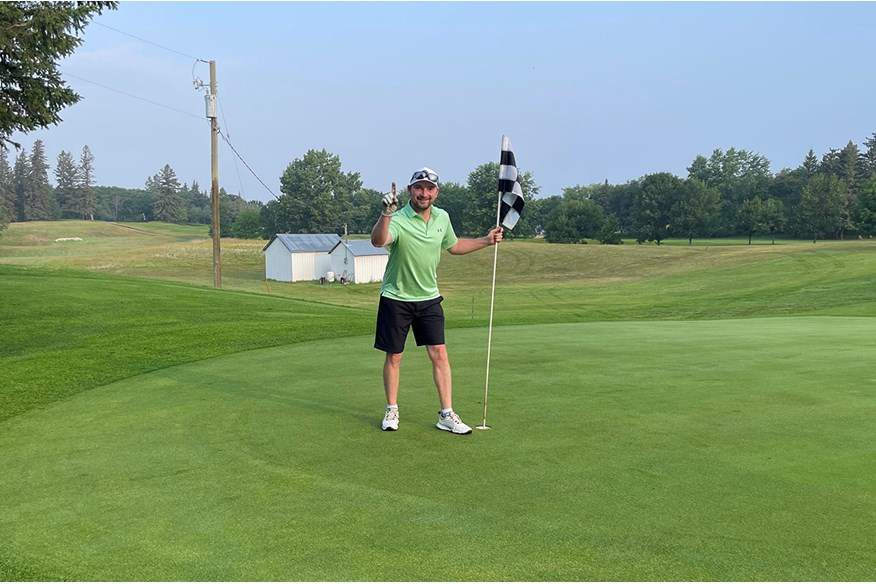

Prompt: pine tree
[0,2,118,148]
[76,145,96,219]
[23,140,54,220]
[801,149,820,177]
[54,150,78,217]
[148,164,186,223]
[862,132,876,177]
[820,148,841,177]
[0,147,15,225]
[12,149,29,221]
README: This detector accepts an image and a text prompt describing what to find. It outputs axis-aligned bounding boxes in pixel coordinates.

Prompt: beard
[409,196,433,212]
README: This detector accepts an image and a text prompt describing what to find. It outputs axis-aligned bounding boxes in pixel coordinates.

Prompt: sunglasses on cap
[410,170,439,184]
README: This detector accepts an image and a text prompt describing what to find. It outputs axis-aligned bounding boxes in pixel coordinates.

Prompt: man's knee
[426,344,449,365]
[385,352,403,367]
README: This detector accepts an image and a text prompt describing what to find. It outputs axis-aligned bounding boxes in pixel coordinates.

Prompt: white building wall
[353,255,388,284]
[264,240,292,282]
[329,247,354,281]
[328,247,387,284]
[291,251,333,282]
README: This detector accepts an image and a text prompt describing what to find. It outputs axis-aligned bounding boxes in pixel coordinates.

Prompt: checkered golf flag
[498,136,525,230]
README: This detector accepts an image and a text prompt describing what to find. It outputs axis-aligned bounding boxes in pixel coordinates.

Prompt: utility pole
[207,59,222,288]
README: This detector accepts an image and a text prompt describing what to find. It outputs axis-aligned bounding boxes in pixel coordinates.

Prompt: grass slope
[1,321,873,580]
[0,266,373,423]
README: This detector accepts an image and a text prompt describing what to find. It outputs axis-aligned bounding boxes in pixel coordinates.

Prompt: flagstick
[478,190,504,431]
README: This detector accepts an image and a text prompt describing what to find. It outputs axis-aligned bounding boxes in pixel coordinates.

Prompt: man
[371,166,503,434]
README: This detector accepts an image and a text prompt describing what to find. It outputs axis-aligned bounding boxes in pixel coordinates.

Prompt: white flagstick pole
[478,187,504,431]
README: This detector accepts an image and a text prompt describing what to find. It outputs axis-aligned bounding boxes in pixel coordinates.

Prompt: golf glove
[381,192,399,216]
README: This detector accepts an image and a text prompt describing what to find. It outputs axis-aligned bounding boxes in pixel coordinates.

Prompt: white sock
[387,404,398,411]
[440,408,452,417]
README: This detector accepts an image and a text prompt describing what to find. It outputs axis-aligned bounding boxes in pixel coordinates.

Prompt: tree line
[264,135,876,244]
[3,133,876,244]
[0,141,262,238]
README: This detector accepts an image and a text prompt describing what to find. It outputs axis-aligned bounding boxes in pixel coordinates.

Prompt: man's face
[408,181,439,212]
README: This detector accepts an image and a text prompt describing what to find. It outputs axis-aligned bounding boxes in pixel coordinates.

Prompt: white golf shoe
[382,408,399,431]
[436,411,472,435]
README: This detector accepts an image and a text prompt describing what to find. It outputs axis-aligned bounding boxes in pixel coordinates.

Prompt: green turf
[1,221,875,580]
[1,321,873,581]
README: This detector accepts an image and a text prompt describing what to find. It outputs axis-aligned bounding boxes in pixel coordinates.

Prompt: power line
[218,129,279,199]
[80,22,277,200]
[94,21,208,63]
[217,96,245,197]
[61,72,203,120]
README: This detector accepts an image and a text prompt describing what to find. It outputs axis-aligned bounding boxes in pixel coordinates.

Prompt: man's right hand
[381,191,399,216]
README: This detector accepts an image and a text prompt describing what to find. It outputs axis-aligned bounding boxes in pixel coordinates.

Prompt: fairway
[1,319,873,581]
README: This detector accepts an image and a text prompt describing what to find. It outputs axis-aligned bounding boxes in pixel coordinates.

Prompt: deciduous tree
[633,172,683,245]
[465,162,538,236]
[736,198,764,245]
[672,178,720,244]
[800,174,845,242]
[276,149,360,233]
[761,198,787,244]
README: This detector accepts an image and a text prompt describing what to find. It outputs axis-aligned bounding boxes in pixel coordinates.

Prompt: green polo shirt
[380,203,459,301]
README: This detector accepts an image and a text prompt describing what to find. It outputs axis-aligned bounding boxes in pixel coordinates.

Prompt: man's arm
[371,189,398,247]
[448,227,504,255]
[371,214,393,247]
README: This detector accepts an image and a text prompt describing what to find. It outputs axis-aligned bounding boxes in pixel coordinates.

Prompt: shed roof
[263,233,341,253]
[329,240,389,257]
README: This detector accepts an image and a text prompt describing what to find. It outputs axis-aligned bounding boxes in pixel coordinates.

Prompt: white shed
[263,233,341,282]
[328,240,389,284]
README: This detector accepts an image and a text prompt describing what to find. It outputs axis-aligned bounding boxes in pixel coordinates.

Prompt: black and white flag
[498,135,525,230]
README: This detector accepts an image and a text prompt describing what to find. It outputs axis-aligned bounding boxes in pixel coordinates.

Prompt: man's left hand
[488,226,504,245]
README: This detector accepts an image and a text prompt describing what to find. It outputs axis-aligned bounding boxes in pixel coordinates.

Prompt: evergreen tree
[54,149,78,217]
[0,147,15,226]
[854,175,876,236]
[0,2,118,148]
[12,149,29,221]
[148,164,186,223]
[820,148,841,177]
[801,149,820,178]
[837,140,867,194]
[75,145,96,219]
[23,139,54,220]
[863,132,876,177]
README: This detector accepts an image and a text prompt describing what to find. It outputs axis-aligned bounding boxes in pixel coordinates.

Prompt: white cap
[408,167,439,187]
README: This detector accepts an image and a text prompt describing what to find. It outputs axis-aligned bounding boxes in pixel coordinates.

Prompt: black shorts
[374,295,445,354]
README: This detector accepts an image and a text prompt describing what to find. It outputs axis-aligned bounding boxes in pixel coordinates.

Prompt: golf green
[1,318,873,581]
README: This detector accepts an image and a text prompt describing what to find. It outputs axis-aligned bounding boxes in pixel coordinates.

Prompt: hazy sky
[11,1,876,203]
